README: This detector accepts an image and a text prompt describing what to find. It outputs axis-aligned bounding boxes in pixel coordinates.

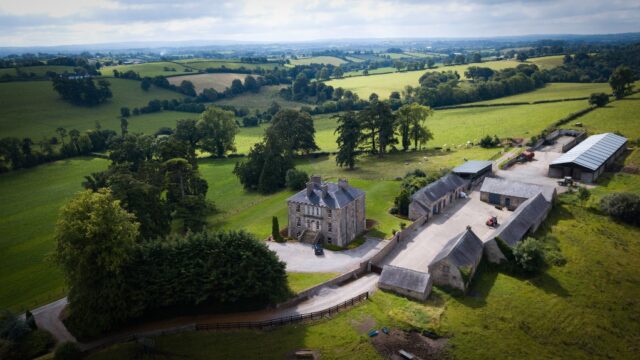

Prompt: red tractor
[486,216,499,228]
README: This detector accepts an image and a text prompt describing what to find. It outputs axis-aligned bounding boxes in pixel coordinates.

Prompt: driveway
[381,191,510,273]
[267,238,386,273]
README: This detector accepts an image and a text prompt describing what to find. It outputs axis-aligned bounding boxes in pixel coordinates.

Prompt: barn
[378,265,432,301]
[428,226,484,291]
[480,177,556,211]
[452,160,493,186]
[548,132,627,183]
[408,173,468,221]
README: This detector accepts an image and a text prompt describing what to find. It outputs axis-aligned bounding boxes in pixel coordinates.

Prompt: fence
[195,291,370,331]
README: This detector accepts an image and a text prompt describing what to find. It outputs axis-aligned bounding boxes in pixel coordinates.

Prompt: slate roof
[490,193,551,246]
[550,132,627,171]
[480,177,555,202]
[412,173,467,205]
[452,160,493,175]
[430,228,484,268]
[287,181,364,209]
[379,265,431,294]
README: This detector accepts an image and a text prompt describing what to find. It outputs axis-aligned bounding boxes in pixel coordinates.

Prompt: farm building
[480,177,556,211]
[484,193,553,263]
[378,265,432,301]
[428,226,484,291]
[287,176,366,247]
[548,132,627,183]
[408,173,468,221]
[452,160,493,186]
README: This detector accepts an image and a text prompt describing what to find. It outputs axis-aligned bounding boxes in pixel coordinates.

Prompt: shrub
[285,168,309,190]
[14,329,55,360]
[588,92,609,107]
[512,237,546,274]
[54,342,83,360]
[600,192,640,225]
[272,216,283,242]
[577,187,591,203]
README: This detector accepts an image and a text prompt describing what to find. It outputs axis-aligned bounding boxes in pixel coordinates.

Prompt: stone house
[428,227,484,292]
[408,173,468,221]
[378,265,432,301]
[287,176,366,247]
[480,177,556,211]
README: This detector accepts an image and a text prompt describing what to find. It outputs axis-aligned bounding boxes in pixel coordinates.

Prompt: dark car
[313,242,324,256]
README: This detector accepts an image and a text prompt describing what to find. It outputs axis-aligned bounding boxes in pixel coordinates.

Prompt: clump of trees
[51,77,112,106]
[609,65,635,99]
[54,189,288,337]
[600,192,640,226]
[285,168,310,190]
[0,310,55,360]
[588,92,610,107]
[391,169,447,216]
[479,135,501,148]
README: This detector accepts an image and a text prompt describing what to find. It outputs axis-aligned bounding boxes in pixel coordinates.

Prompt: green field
[343,67,396,77]
[0,157,109,311]
[569,92,640,140]
[101,62,194,78]
[180,60,281,71]
[287,272,339,293]
[290,56,347,66]
[0,79,187,139]
[528,55,566,69]
[471,82,611,105]
[345,56,366,62]
[215,85,307,112]
[325,60,522,99]
[88,172,640,360]
[167,73,247,93]
[0,65,77,77]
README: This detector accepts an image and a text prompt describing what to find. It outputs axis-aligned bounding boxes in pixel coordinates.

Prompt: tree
[335,112,361,169]
[120,107,130,118]
[426,58,435,68]
[179,80,196,96]
[285,168,309,190]
[268,109,319,155]
[54,189,139,335]
[577,187,591,203]
[119,117,128,137]
[55,127,67,146]
[394,172,428,216]
[333,67,344,78]
[512,237,546,274]
[230,79,244,94]
[244,75,259,93]
[54,342,83,360]
[609,65,635,99]
[272,216,282,242]
[516,52,529,62]
[197,106,239,157]
[396,103,434,151]
[140,77,151,91]
[600,192,640,226]
[471,53,482,63]
[234,135,293,194]
[588,92,609,107]
[358,97,396,157]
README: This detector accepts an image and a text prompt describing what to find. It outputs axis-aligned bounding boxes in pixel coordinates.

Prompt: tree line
[51,77,112,106]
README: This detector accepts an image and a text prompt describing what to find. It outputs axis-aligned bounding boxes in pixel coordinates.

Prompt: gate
[370,263,383,274]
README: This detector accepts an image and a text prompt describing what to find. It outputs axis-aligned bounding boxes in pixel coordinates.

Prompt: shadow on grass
[527,272,571,298]
[445,260,498,309]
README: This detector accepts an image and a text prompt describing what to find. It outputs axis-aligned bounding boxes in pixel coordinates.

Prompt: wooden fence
[195,291,369,331]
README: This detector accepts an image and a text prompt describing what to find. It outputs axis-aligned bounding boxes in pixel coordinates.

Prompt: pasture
[166,73,247,93]
[471,82,611,105]
[0,65,77,77]
[101,62,194,78]
[325,60,522,99]
[179,60,281,71]
[343,67,396,77]
[289,56,347,66]
[0,157,109,311]
[528,55,566,69]
[215,85,307,112]
[88,172,640,360]
[569,92,640,139]
[0,79,186,139]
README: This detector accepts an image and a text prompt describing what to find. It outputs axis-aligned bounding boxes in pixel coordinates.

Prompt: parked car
[313,242,324,256]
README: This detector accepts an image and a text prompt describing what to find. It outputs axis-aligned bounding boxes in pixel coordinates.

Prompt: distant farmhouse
[408,173,468,221]
[548,132,627,183]
[287,176,365,247]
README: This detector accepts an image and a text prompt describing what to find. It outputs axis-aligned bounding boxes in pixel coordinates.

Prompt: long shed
[378,265,432,301]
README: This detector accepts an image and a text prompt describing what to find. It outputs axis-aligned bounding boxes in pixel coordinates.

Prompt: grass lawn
[166,73,247,93]
[0,157,109,311]
[569,92,640,140]
[215,85,307,112]
[290,56,347,66]
[527,55,566,69]
[88,172,640,360]
[325,60,522,99]
[471,82,611,105]
[0,79,186,139]
[100,62,194,78]
[287,272,339,293]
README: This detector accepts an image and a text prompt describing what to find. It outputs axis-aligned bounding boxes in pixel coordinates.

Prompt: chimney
[311,175,322,184]
[321,183,328,198]
[466,225,472,231]
[306,182,314,197]
[338,178,348,189]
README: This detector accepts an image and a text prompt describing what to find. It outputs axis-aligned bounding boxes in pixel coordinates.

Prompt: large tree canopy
[268,109,319,155]
[197,106,239,157]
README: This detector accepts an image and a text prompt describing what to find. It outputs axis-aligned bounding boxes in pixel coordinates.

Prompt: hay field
[167,73,247,93]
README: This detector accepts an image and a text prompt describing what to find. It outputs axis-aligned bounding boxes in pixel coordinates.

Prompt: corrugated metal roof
[452,160,493,174]
[379,265,431,293]
[480,177,555,202]
[490,193,551,246]
[287,181,364,209]
[429,228,484,268]
[550,133,627,171]
[412,173,468,205]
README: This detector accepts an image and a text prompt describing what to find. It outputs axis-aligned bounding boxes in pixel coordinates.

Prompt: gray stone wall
[429,259,465,291]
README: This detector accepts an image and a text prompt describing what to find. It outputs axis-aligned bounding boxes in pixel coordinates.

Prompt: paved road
[32,298,76,344]
[267,238,385,273]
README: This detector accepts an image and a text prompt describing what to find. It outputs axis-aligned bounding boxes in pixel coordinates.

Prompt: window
[307,219,311,228]
[442,264,450,273]
[328,222,332,232]
[327,237,332,243]
[316,221,320,230]
[327,209,332,218]
[296,204,300,212]
[296,217,301,226]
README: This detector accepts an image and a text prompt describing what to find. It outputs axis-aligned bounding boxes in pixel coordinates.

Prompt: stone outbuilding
[428,227,484,292]
[548,132,627,183]
[378,265,432,301]
[480,177,556,211]
[287,176,365,247]
[408,173,468,221]
[452,160,493,187]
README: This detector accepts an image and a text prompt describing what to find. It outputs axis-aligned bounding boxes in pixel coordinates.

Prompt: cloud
[0,0,638,46]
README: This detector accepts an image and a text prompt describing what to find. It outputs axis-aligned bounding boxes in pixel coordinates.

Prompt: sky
[0,0,639,47]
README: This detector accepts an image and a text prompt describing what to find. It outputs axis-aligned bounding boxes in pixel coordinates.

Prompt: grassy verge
[287,272,339,293]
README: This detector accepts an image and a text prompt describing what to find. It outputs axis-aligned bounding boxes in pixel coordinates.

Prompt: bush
[577,187,591,203]
[512,237,546,274]
[600,192,640,225]
[285,168,309,190]
[54,341,83,360]
[13,329,55,360]
[588,92,609,107]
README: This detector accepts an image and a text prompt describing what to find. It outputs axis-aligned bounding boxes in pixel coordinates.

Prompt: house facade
[287,176,366,247]
[408,173,468,221]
